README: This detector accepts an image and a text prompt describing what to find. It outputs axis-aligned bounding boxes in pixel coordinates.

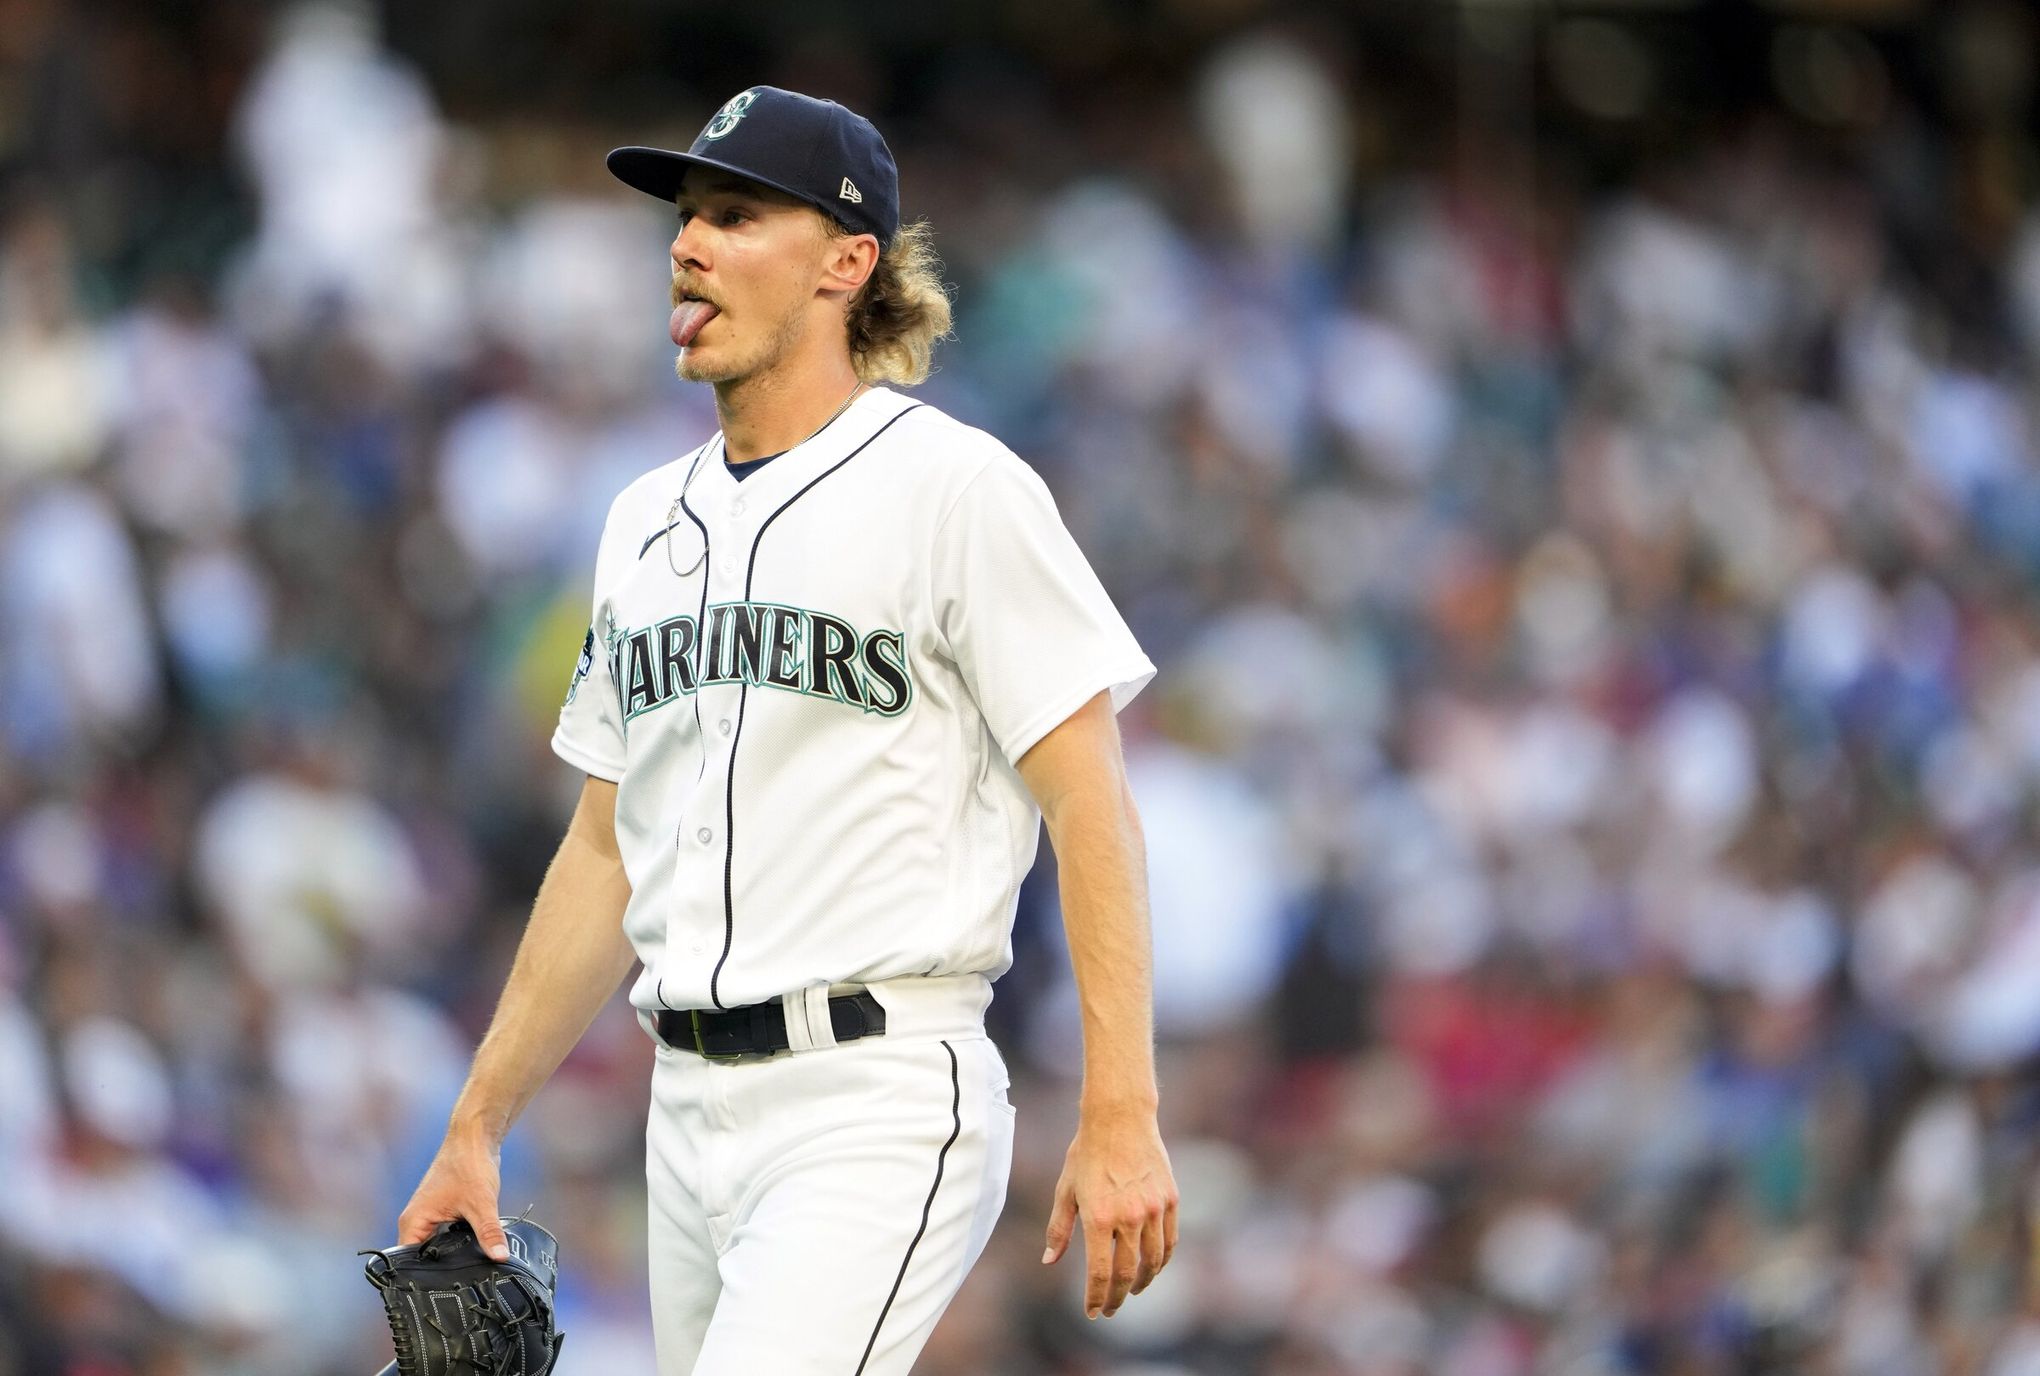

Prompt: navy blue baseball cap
[607,86,900,247]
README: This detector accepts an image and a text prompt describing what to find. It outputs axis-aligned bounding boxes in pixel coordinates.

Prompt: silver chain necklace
[778,379,867,456]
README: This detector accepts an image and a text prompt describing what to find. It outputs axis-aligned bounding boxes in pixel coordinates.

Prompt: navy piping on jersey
[677,442,717,795]
[708,402,925,1009]
[855,1039,961,1375]
[637,451,779,563]
[655,443,715,1012]
[637,443,715,561]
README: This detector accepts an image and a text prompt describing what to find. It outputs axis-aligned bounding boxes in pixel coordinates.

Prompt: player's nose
[670,218,711,273]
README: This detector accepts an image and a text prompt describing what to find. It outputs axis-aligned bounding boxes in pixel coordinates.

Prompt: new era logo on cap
[605,86,901,247]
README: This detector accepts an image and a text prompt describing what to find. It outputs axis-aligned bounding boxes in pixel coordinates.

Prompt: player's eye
[676,207,694,226]
[720,208,749,226]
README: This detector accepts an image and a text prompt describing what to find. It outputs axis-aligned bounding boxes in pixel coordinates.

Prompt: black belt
[654,990,887,1060]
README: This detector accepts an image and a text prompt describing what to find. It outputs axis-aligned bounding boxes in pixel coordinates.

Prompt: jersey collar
[693,386,916,509]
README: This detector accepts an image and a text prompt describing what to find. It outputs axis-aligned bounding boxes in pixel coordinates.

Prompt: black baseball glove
[360,1215,566,1376]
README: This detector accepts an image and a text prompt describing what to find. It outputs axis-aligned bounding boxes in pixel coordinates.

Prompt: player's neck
[713,352,865,465]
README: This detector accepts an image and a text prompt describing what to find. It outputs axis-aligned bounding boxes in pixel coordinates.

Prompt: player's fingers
[1042,1176,1078,1264]
[474,1212,511,1262]
[1161,1193,1179,1270]
[396,1192,456,1245]
[1104,1223,1141,1317]
[396,1207,436,1245]
[1132,1207,1165,1295]
[1083,1215,1115,1318]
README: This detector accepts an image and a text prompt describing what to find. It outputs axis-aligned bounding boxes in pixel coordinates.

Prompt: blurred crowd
[7,1,2040,1373]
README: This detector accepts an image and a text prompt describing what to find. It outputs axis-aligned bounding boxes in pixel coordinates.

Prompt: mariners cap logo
[839,178,862,204]
[702,89,758,140]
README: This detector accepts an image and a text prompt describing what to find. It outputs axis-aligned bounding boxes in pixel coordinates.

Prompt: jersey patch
[610,601,912,728]
[564,626,596,705]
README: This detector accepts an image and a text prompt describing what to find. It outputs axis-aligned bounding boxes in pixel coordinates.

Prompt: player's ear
[817,223,880,298]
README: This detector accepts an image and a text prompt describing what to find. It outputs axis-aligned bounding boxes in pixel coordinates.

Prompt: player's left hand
[1041,1103,1178,1319]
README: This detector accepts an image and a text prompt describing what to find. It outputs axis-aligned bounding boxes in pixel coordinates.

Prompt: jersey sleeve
[932,452,1156,766]
[550,502,631,782]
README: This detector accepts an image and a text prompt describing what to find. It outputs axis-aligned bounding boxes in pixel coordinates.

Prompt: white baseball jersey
[551,386,1154,1017]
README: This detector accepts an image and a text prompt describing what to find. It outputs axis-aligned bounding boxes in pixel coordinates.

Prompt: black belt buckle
[687,1009,744,1061]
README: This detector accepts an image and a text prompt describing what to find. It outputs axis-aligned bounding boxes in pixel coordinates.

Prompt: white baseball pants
[643,1011,1014,1375]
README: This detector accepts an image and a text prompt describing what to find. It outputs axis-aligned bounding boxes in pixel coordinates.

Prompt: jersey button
[730,499,746,516]
[696,827,713,845]
[717,718,732,736]
[718,557,736,576]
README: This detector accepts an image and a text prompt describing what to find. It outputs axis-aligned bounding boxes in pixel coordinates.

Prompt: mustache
[669,278,722,311]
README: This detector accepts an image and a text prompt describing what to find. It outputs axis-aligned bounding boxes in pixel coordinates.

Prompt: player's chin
[674,348,735,384]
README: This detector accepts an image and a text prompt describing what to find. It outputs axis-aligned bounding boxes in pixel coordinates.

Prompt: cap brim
[606,146,836,222]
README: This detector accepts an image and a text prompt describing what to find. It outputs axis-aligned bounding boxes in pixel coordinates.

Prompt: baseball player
[396,86,1177,1373]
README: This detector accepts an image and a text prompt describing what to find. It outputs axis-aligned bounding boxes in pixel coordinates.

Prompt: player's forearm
[1047,781,1160,1114]
[448,804,637,1147]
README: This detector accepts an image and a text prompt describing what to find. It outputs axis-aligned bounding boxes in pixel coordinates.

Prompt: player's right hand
[397,1131,512,1261]
[1042,1104,1178,1320]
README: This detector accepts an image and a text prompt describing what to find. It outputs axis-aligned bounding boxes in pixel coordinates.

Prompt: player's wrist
[1077,1083,1160,1120]
[447,1107,510,1151]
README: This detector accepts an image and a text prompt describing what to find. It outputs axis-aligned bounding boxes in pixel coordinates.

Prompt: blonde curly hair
[827,218,953,386]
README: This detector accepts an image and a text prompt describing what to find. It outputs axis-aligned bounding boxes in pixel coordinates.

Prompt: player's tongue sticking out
[670,298,720,348]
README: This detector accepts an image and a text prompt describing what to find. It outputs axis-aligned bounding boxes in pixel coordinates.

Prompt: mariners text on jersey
[595,602,912,725]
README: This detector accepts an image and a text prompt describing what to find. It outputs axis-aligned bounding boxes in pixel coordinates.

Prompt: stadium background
[6,0,2040,1371]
